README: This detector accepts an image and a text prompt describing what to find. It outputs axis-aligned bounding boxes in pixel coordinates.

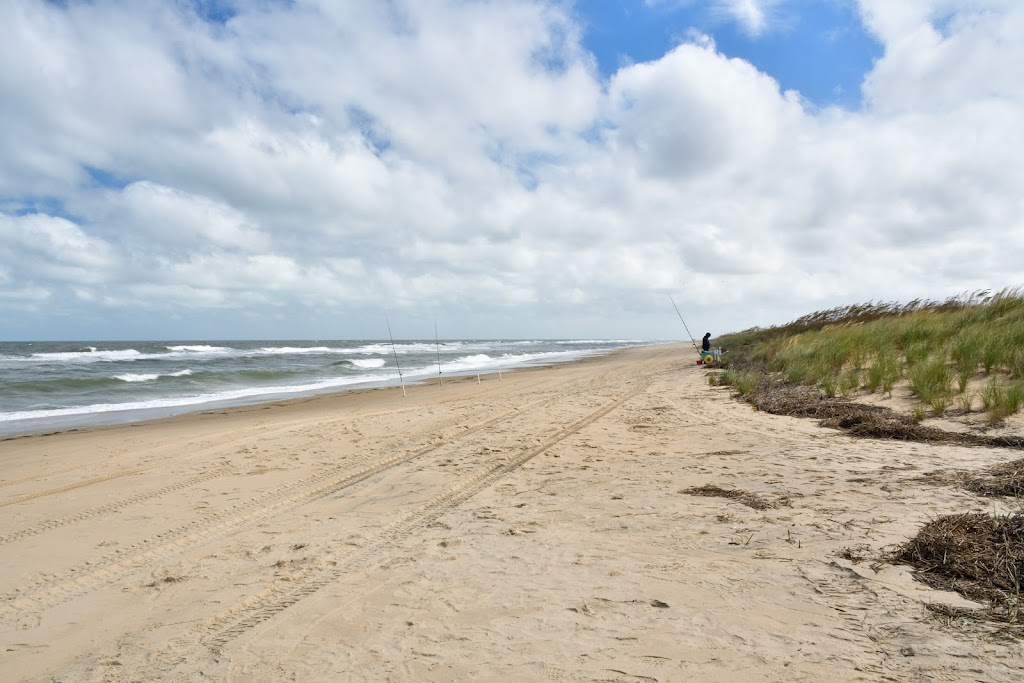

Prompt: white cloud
[711,0,781,37]
[0,213,117,284]
[0,1,216,196]
[644,0,785,38]
[0,285,51,304]
[860,0,1024,112]
[607,39,804,178]
[85,181,272,253]
[1,0,1022,338]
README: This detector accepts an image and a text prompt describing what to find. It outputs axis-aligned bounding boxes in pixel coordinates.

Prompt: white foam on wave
[407,349,596,377]
[349,358,385,369]
[0,372,385,423]
[443,354,495,371]
[114,369,193,383]
[29,349,144,362]
[345,342,441,355]
[250,344,438,356]
[21,346,224,363]
[8,342,462,364]
[254,346,335,355]
[554,339,643,345]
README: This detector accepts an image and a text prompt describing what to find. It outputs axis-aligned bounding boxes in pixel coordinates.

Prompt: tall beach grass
[717,288,1024,424]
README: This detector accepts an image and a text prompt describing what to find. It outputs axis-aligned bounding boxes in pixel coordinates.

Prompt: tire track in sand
[0,425,305,508]
[0,386,577,618]
[0,465,237,546]
[0,371,570,546]
[113,378,651,682]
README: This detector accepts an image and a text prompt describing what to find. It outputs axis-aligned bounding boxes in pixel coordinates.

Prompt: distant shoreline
[0,342,671,440]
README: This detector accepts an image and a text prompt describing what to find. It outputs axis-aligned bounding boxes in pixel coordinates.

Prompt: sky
[1,0,1022,341]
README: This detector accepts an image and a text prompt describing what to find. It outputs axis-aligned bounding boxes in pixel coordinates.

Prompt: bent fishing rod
[668,294,699,351]
[384,312,406,397]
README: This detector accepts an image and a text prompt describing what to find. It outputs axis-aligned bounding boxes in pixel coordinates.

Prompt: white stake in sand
[434,320,443,388]
[384,313,406,397]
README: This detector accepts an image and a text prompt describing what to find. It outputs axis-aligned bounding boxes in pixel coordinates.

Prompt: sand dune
[1,344,1021,681]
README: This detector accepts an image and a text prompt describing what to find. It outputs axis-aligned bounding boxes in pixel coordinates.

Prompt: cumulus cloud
[1,0,1022,339]
[89,181,271,253]
[860,0,1024,111]
[0,213,117,285]
[607,39,804,178]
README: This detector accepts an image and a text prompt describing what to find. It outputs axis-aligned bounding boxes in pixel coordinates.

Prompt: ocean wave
[448,354,493,368]
[348,358,386,369]
[114,369,193,383]
[343,342,442,355]
[5,341,503,364]
[0,339,660,433]
[253,346,336,355]
[28,349,145,363]
[422,349,593,375]
[243,344,429,356]
[553,339,644,345]
[0,373,388,423]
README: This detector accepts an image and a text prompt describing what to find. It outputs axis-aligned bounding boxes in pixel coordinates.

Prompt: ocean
[0,339,654,436]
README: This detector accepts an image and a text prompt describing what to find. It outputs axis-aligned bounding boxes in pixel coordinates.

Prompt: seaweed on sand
[681,485,787,511]
[962,458,1024,498]
[891,513,1024,627]
[743,379,1024,449]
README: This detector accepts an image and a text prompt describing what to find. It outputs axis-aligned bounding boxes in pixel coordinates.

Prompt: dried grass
[962,458,1024,498]
[743,379,1024,449]
[890,513,1024,625]
[680,485,787,510]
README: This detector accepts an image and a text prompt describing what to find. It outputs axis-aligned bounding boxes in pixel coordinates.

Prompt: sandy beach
[1,343,1022,682]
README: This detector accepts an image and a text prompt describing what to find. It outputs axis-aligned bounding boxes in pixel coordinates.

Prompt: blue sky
[580,0,881,108]
[2,0,1023,341]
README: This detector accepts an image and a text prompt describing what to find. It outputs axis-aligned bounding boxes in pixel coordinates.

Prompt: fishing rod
[668,294,699,351]
[384,312,406,397]
[434,320,443,388]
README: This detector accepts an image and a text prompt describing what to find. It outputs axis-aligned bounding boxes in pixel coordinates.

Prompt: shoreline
[0,342,658,440]
[0,362,555,444]
[2,342,1021,681]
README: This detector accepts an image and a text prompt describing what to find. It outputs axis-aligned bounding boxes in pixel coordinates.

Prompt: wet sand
[1,343,1021,681]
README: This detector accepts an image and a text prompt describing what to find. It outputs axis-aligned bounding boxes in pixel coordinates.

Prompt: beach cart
[698,347,722,365]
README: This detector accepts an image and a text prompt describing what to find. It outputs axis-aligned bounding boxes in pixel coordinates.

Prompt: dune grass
[716,288,1024,425]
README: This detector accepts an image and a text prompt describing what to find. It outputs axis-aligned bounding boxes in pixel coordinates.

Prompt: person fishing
[702,333,712,352]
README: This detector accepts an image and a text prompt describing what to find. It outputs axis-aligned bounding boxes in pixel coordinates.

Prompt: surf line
[384,312,406,397]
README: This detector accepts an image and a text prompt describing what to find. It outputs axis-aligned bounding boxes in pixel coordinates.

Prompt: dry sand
[1,343,1022,682]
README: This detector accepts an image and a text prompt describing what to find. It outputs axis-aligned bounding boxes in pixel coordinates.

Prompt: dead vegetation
[835,545,873,564]
[743,379,1024,449]
[707,292,1024,633]
[962,458,1024,498]
[680,485,788,510]
[890,513,1024,628]
[739,379,1024,632]
[144,575,185,588]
